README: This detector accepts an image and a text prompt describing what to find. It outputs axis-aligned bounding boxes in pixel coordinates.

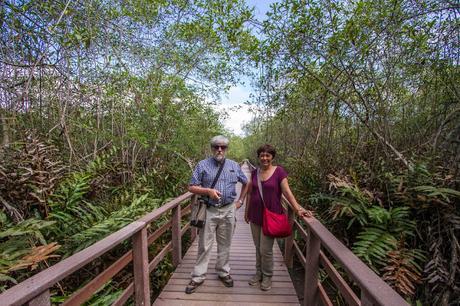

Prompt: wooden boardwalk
[154,163,300,305]
[0,161,409,306]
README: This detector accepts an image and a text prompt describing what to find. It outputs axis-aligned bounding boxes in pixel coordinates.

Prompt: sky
[217,0,278,136]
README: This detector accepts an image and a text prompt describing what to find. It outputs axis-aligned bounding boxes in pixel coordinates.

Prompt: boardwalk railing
[245,160,408,306]
[2,160,409,306]
[0,192,197,306]
[283,205,409,306]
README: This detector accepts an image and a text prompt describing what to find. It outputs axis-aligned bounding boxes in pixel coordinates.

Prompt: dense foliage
[242,0,459,305]
[0,0,256,301]
[1,0,459,305]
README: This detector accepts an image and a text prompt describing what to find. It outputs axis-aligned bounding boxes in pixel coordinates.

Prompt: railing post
[172,205,182,267]
[27,290,50,306]
[304,228,320,306]
[132,227,150,306]
[284,205,295,269]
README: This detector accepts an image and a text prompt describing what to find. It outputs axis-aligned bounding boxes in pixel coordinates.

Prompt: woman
[244,144,312,291]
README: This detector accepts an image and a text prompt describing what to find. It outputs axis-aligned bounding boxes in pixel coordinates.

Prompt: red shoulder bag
[257,168,292,238]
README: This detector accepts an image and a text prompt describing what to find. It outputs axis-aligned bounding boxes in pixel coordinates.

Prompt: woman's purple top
[248,166,288,226]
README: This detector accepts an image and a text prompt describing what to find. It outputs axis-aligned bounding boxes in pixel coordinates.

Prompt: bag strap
[258,167,287,216]
[257,168,266,208]
[211,159,226,189]
[203,159,226,204]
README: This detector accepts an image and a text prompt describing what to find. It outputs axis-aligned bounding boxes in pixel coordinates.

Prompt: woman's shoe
[260,276,272,291]
[248,273,262,286]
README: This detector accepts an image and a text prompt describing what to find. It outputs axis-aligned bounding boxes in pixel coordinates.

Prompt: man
[185,135,248,294]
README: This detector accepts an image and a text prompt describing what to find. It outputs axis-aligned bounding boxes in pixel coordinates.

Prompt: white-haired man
[185,135,248,294]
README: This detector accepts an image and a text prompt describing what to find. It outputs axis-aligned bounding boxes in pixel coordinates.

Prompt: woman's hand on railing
[297,207,313,218]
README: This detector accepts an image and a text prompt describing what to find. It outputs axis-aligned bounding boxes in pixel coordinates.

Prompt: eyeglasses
[212,145,228,150]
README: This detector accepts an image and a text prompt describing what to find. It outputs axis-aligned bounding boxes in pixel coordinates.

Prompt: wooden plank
[166,278,295,288]
[180,257,285,262]
[185,249,282,253]
[318,282,333,306]
[174,268,290,277]
[183,249,284,255]
[176,264,287,271]
[163,284,296,295]
[184,254,284,260]
[169,272,292,282]
[155,300,300,306]
[112,284,133,306]
[149,242,170,270]
[157,292,300,303]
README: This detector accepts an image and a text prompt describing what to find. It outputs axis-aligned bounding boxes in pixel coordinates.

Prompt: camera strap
[210,159,226,189]
[203,159,226,204]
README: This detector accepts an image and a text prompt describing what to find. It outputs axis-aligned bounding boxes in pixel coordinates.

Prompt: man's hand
[244,213,249,224]
[207,188,222,200]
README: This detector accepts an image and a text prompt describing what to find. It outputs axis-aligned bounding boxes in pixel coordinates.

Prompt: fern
[0,218,57,288]
[423,214,460,305]
[383,247,425,298]
[353,206,416,269]
[0,135,65,221]
[47,169,109,243]
[63,194,162,255]
[412,186,460,203]
[353,226,398,269]
[0,218,56,243]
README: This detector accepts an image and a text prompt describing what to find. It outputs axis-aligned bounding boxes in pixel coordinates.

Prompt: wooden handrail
[0,192,194,306]
[284,199,409,306]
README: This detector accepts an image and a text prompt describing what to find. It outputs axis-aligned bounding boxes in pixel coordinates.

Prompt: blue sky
[218,0,278,136]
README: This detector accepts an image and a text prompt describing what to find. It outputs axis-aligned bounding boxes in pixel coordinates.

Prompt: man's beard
[214,154,224,162]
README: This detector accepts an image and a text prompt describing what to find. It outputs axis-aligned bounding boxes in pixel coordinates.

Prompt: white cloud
[214,84,254,136]
[223,85,251,106]
[224,104,253,136]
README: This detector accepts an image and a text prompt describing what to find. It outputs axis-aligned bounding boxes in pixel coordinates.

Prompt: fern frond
[382,247,425,298]
[63,194,162,255]
[353,226,398,270]
[8,242,61,271]
[412,186,460,205]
